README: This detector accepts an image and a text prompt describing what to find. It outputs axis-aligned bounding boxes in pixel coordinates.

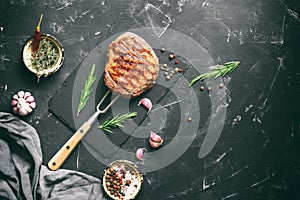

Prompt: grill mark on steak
[104,32,159,98]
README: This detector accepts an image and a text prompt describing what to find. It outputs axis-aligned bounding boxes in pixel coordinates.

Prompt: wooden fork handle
[48,122,91,171]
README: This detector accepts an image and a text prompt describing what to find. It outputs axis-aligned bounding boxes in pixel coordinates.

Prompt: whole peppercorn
[200,86,205,91]
[125,180,131,186]
[169,54,174,59]
[161,48,165,52]
[219,83,224,89]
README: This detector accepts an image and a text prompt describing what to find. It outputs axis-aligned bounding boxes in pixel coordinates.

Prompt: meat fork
[48,91,119,170]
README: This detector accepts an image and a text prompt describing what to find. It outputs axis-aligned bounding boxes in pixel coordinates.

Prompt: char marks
[104,32,159,98]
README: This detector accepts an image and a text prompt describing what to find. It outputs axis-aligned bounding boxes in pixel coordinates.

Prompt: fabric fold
[0,112,104,200]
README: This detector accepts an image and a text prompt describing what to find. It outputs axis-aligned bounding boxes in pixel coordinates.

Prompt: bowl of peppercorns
[102,160,143,199]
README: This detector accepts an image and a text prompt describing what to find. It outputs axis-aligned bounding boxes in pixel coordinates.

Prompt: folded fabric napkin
[0,112,105,200]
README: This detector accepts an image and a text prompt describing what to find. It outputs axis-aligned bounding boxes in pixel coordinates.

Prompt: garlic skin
[138,98,152,114]
[136,148,146,161]
[11,91,36,116]
[149,132,163,149]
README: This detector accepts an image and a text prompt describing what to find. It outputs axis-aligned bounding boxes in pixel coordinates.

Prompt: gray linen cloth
[0,112,104,200]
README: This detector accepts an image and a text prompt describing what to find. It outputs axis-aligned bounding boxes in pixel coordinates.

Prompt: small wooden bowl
[102,160,143,199]
[22,34,64,82]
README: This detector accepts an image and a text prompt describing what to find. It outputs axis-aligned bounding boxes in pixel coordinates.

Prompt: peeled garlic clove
[11,90,36,116]
[138,98,152,114]
[17,91,25,98]
[150,131,163,143]
[136,148,146,161]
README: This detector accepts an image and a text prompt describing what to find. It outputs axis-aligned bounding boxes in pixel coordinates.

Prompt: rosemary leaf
[189,61,240,86]
[99,112,138,133]
[77,64,97,116]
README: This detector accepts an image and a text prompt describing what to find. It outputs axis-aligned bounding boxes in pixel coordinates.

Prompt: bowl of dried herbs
[22,34,64,82]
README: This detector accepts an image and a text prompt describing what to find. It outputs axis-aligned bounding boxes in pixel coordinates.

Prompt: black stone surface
[1,0,300,199]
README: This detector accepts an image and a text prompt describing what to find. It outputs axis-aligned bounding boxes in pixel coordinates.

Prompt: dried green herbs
[31,37,59,77]
[189,61,240,86]
[77,64,97,116]
[99,112,138,133]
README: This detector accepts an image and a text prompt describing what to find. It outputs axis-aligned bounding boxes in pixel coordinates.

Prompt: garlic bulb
[149,131,163,149]
[11,91,36,116]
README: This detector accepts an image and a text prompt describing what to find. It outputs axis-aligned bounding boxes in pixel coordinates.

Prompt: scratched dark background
[0,0,300,199]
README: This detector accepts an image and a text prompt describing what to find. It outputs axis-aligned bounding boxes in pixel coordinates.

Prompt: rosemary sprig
[99,112,138,133]
[189,61,240,86]
[77,64,97,116]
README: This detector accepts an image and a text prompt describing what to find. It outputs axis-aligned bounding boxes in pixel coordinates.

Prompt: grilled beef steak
[104,32,159,98]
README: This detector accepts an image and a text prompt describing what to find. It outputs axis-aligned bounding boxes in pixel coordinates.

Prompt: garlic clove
[11,99,19,106]
[150,131,163,143]
[13,107,18,114]
[136,148,146,161]
[149,138,163,149]
[13,94,19,100]
[29,102,36,109]
[24,92,31,99]
[149,132,163,149]
[138,98,152,114]
[25,95,35,103]
[17,91,25,98]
